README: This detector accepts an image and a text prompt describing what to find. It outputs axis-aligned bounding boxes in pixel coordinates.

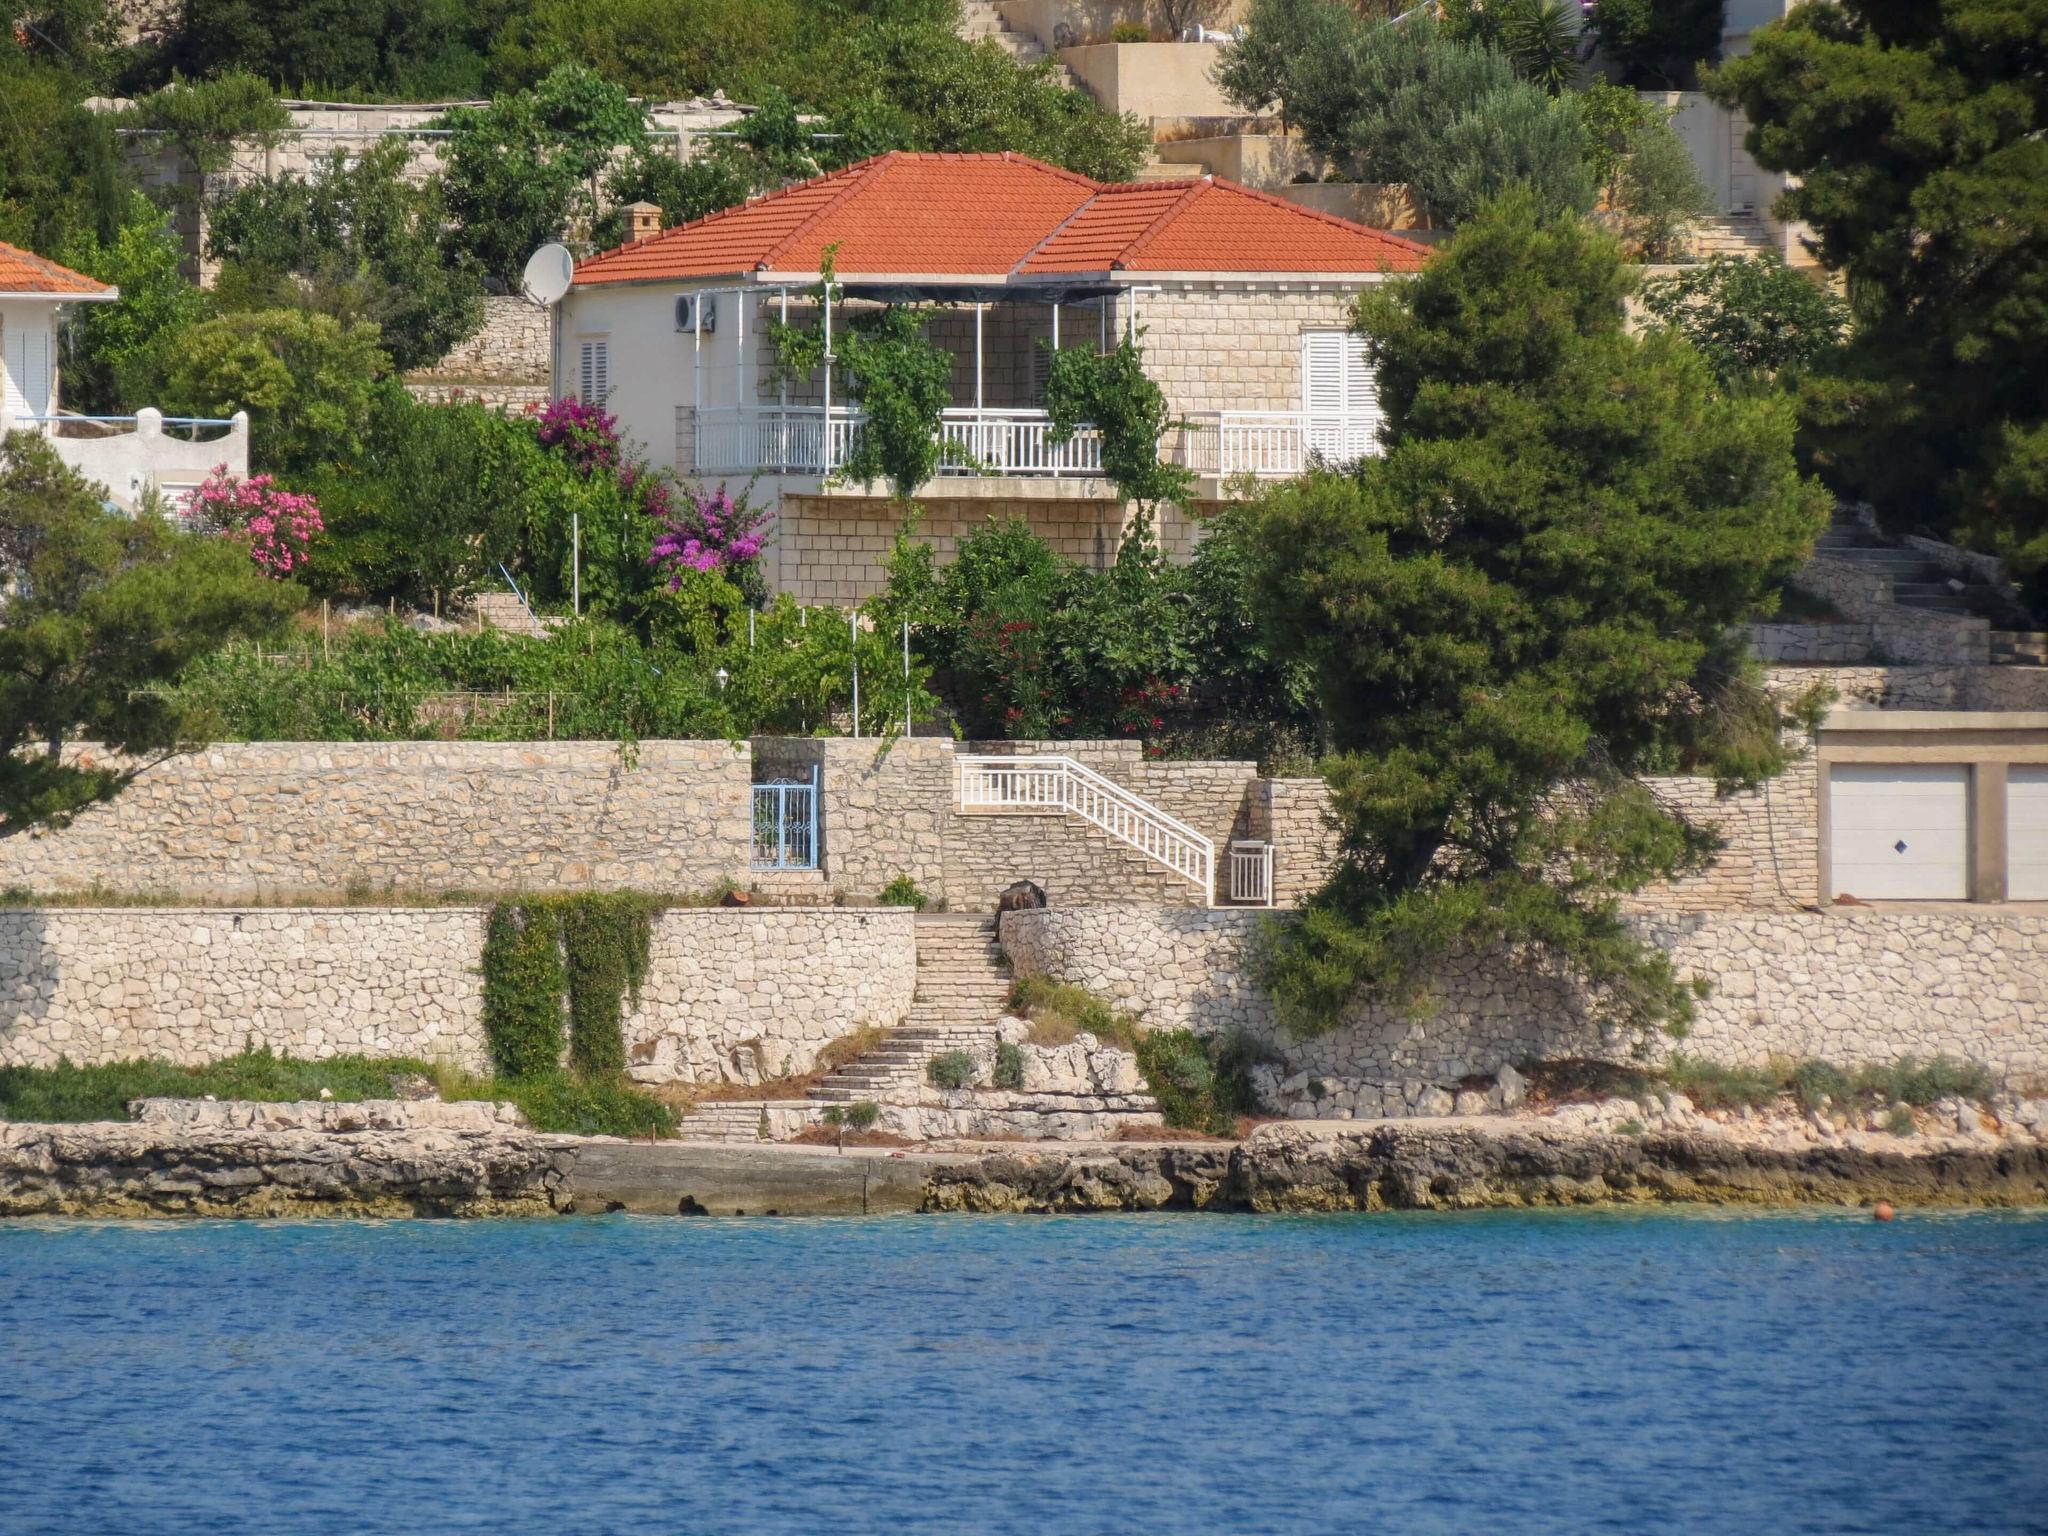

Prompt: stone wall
[0,906,917,1086]
[0,741,753,901]
[407,297,552,384]
[0,908,490,1071]
[1001,904,2048,1088]
[1766,662,2048,713]
[1790,553,1991,666]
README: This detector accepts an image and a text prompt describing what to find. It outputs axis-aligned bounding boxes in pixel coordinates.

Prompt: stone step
[1894,594,1972,613]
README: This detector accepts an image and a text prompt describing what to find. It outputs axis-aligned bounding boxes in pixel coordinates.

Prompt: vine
[481,894,662,1079]
[768,247,957,501]
[1043,337,1195,509]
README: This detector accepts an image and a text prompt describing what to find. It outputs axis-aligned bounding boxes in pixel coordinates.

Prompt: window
[1300,329,1381,464]
[4,315,53,418]
[576,338,610,406]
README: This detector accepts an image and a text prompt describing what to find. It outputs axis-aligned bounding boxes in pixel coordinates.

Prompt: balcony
[1,407,250,510]
[687,405,1376,488]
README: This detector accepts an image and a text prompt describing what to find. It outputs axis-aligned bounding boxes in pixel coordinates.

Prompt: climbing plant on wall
[767,248,957,502]
[481,894,662,1079]
[1043,337,1195,510]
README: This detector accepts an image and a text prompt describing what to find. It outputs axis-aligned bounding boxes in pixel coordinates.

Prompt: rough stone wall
[772,494,1129,605]
[623,909,917,1083]
[1763,663,2048,713]
[408,297,551,383]
[0,906,917,1086]
[0,908,490,1071]
[1001,904,2048,1087]
[0,742,753,900]
[1748,623,1880,665]
[1791,554,1991,666]
[1257,779,1343,907]
[403,381,551,412]
[1627,758,1820,911]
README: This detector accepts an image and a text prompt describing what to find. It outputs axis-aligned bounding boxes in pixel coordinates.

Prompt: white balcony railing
[689,406,1378,484]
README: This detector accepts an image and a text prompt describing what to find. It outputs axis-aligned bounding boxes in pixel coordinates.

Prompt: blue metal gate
[752,768,819,870]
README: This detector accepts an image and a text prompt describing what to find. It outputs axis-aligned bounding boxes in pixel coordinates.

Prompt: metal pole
[849,608,860,739]
[821,281,834,475]
[749,608,755,649]
[571,511,580,617]
[902,619,911,738]
[974,302,985,464]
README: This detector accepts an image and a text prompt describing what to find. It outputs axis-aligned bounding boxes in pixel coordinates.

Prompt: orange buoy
[1873,1201,1896,1222]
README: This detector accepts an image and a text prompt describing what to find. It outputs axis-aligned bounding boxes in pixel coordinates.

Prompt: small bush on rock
[878,874,929,910]
[927,1050,979,1091]
[992,1042,1025,1092]
[1134,1029,1262,1136]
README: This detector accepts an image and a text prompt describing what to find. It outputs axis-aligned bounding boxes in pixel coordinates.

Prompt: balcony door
[1300,329,1381,466]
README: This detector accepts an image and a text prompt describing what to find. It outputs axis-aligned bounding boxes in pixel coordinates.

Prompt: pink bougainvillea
[648,483,772,586]
[186,465,324,578]
[530,396,621,476]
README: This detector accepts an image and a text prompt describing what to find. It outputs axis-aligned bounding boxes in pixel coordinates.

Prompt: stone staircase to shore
[808,915,1012,1104]
[1685,214,1777,260]
[959,0,1075,83]
[674,1101,775,1143]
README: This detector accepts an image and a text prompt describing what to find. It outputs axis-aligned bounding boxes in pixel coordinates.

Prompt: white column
[778,287,790,470]
[974,302,985,466]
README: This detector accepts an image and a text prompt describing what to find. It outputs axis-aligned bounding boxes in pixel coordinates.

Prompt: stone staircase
[1814,512,1982,616]
[807,914,1011,1104]
[673,1100,774,1143]
[1685,214,1777,261]
[959,0,1077,84]
[1992,630,2048,667]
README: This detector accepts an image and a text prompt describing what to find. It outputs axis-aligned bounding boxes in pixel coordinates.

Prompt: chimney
[624,201,662,242]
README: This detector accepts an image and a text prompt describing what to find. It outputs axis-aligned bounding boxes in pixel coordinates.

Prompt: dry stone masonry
[1001,904,2048,1091]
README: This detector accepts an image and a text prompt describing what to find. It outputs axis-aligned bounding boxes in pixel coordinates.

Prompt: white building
[0,239,247,508]
[553,151,1432,602]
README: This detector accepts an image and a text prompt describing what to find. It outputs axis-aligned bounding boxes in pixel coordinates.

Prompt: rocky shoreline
[5,1115,2046,1219]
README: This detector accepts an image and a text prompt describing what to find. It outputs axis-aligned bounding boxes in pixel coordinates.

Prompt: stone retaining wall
[0,907,918,1085]
[407,296,550,384]
[1000,904,2048,1088]
[0,741,753,900]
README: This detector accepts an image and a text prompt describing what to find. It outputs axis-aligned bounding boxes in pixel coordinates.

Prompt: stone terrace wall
[1765,663,2048,712]
[0,907,917,1086]
[1001,905,2048,1088]
[0,742,753,901]
[408,296,550,384]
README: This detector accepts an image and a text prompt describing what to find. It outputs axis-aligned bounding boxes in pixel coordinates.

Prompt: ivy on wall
[481,894,662,1079]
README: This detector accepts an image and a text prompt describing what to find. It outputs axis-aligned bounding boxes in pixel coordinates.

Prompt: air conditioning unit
[674,294,718,334]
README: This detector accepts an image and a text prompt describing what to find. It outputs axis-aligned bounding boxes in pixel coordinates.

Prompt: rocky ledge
[0,1121,565,1218]
[926,1118,2048,1213]
[6,1115,2046,1219]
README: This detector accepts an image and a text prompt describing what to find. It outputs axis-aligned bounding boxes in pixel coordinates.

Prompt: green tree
[1642,255,1850,387]
[1219,6,1594,225]
[1707,0,2048,583]
[1043,338,1195,509]
[1589,0,1724,89]
[153,309,389,474]
[125,71,290,182]
[0,56,133,254]
[205,140,485,372]
[133,0,518,98]
[54,193,206,414]
[1251,196,1828,1040]
[0,432,302,833]
[488,0,803,98]
[438,65,647,286]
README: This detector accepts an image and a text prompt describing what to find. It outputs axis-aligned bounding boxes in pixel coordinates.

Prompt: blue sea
[3,1210,2045,1534]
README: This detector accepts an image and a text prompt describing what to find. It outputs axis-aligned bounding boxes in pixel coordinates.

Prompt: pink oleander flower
[186,465,324,579]
[647,483,773,586]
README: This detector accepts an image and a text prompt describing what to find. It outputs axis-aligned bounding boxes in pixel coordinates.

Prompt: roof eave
[0,288,119,301]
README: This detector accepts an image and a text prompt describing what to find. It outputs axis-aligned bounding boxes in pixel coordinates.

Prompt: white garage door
[1830,765,1970,901]
[2009,767,2048,900]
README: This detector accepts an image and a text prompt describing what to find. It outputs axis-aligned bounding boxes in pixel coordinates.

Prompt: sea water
[3,1210,2045,1534]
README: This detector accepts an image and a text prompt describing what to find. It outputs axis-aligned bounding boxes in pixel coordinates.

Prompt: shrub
[0,1047,439,1123]
[927,1049,979,1090]
[1861,1055,1994,1108]
[1007,976,1140,1048]
[878,874,929,910]
[1660,1054,1785,1110]
[815,1024,890,1075]
[184,468,324,579]
[1883,1105,1916,1137]
[992,1041,1026,1091]
[1111,21,1152,42]
[1641,255,1851,385]
[474,1067,675,1138]
[481,904,567,1079]
[1134,1028,1262,1135]
[821,1099,883,1148]
[1787,1058,1853,1111]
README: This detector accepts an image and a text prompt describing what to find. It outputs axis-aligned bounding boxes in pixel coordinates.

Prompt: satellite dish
[521,243,574,306]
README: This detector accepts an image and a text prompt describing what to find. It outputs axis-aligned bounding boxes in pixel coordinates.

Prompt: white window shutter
[24,325,51,414]
[1301,329,1380,463]
[577,339,610,405]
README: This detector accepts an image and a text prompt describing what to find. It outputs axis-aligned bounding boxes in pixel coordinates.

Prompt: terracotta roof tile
[1022,178,1431,274]
[0,240,115,297]
[570,153,1432,288]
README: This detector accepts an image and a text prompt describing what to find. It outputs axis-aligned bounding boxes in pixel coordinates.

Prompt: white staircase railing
[956,754,1215,903]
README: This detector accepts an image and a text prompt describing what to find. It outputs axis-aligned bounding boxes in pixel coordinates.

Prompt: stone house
[553,150,1431,602]
[0,239,247,508]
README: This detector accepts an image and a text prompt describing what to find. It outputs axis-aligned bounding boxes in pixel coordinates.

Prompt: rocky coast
[5,1109,2045,1218]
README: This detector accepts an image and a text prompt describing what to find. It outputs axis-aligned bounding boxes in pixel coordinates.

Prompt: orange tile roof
[0,240,115,297]
[571,153,1431,287]
[1025,178,1432,274]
